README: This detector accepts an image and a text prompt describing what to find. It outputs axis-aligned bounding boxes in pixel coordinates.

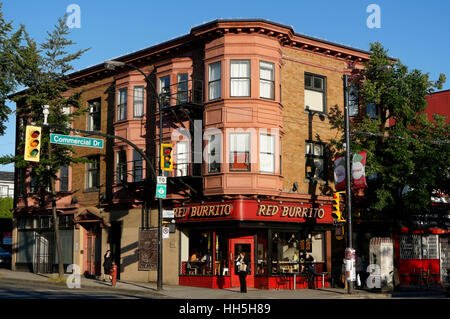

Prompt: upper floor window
[175,141,189,177]
[87,98,101,131]
[177,73,189,104]
[62,106,71,128]
[208,62,221,100]
[260,134,275,173]
[305,141,326,181]
[133,86,144,118]
[348,86,359,117]
[116,150,127,184]
[230,60,250,97]
[159,75,170,108]
[229,133,250,171]
[207,134,221,173]
[366,103,377,119]
[59,165,69,192]
[86,156,100,189]
[260,61,275,100]
[117,88,127,121]
[305,73,326,113]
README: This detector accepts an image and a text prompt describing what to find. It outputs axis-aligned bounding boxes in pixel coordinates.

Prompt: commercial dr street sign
[50,134,104,149]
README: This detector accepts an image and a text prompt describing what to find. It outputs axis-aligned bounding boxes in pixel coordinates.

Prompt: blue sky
[1,0,449,172]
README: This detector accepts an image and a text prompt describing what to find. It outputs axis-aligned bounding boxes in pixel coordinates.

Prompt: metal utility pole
[343,74,354,294]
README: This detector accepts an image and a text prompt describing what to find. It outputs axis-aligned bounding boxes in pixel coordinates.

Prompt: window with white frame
[133,150,143,182]
[159,75,170,107]
[305,73,326,112]
[117,88,127,121]
[260,61,275,99]
[116,150,127,184]
[133,86,144,118]
[86,156,100,189]
[0,185,8,197]
[208,62,221,100]
[229,133,250,171]
[260,134,275,173]
[305,141,326,180]
[175,141,189,177]
[230,60,250,97]
[207,134,221,173]
[87,99,101,131]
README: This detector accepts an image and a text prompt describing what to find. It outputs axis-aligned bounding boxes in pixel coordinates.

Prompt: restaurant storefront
[175,199,334,289]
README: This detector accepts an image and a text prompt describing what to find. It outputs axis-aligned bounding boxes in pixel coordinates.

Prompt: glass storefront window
[180,230,214,275]
[214,232,229,276]
[269,231,325,274]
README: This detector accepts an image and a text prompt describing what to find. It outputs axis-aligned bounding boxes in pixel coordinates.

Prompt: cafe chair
[222,267,229,276]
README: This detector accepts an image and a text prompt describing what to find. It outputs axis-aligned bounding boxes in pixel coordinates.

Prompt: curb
[0,275,167,298]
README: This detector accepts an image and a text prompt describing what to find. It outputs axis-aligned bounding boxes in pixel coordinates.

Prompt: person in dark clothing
[236,252,249,293]
[103,250,113,282]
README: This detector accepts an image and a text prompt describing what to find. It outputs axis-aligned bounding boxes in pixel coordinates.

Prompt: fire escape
[159,78,204,200]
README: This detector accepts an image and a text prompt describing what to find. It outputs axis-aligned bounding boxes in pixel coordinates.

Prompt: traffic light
[24,125,42,162]
[161,143,173,171]
[331,191,346,222]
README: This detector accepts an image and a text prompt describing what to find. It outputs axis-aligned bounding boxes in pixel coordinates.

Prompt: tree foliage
[330,42,449,218]
[0,3,24,135]
[2,15,90,188]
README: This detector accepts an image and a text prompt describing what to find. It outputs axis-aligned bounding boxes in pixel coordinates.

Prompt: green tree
[2,15,89,278]
[330,42,449,222]
[0,3,24,135]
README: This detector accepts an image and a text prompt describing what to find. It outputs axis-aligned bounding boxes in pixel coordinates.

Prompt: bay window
[260,134,275,173]
[207,134,221,173]
[230,60,250,97]
[208,62,221,100]
[260,61,275,99]
[229,133,250,171]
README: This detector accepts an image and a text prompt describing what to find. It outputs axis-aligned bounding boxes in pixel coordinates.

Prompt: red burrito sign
[174,199,333,224]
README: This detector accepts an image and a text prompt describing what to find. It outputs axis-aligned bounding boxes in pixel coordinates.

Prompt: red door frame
[229,236,254,288]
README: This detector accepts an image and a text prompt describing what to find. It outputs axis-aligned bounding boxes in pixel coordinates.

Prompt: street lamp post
[104,60,164,290]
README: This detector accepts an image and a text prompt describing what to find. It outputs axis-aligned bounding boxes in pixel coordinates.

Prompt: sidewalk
[0,268,421,299]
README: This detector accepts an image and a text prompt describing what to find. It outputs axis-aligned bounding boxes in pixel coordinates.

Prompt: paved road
[0,279,155,299]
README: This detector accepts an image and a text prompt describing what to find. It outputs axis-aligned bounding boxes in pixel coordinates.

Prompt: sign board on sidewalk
[50,133,104,149]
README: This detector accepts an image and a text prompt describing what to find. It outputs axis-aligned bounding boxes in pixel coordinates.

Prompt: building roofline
[11,19,394,98]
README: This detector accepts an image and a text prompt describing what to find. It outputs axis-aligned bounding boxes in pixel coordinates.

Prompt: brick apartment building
[12,19,378,289]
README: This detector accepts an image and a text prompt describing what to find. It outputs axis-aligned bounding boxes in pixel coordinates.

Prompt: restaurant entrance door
[230,236,254,288]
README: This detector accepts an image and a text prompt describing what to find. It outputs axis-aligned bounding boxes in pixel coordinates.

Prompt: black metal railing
[159,79,203,109]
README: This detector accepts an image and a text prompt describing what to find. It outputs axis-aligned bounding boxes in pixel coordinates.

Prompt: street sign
[50,133,104,149]
[156,184,167,199]
[162,227,170,239]
[163,210,174,218]
[157,176,167,184]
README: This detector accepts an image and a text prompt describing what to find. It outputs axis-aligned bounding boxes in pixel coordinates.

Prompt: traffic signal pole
[343,74,354,294]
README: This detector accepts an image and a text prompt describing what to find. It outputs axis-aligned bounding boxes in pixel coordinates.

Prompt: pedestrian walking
[236,252,250,293]
[103,250,113,282]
